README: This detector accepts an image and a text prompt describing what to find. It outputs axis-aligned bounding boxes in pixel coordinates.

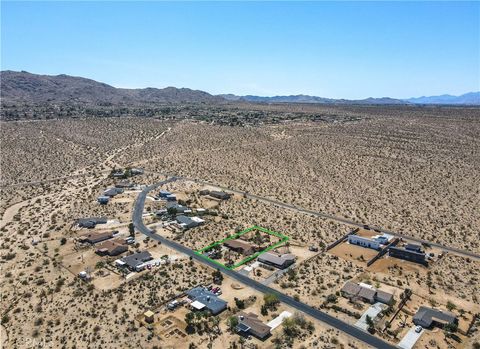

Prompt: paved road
[179,176,480,261]
[132,178,399,349]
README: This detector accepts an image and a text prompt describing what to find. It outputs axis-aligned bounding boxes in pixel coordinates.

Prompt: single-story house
[224,240,257,255]
[121,251,153,271]
[166,194,177,202]
[155,209,168,217]
[199,189,210,196]
[348,233,393,250]
[340,281,394,305]
[95,239,128,256]
[413,306,457,329]
[97,196,110,204]
[176,215,204,229]
[78,231,113,244]
[131,168,144,175]
[115,181,134,188]
[257,252,295,269]
[159,190,172,198]
[236,312,272,339]
[166,202,188,213]
[388,246,426,265]
[77,217,108,229]
[209,191,231,200]
[104,187,124,197]
[185,287,227,315]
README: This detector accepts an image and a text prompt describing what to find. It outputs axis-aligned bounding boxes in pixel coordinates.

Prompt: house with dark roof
[235,312,272,339]
[95,239,128,256]
[224,240,257,255]
[97,196,110,204]
[258,252,295,269]
[185,287,227,315]
[77,217,108,229]
[340,281,394,305]
[159,190,172,198]
[405,244,423,253]
[413,306,457,329]
[121,251,153,271]
[166,201,188,213]
[389,246,427,265]
[209,191,231,200]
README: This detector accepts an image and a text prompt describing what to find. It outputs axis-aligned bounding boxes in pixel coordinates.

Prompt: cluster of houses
[341,281,458,331]
[175,285,286,340]
[156,190,205,230]
[348,233,428,265]
[217,238,296,269]
[77,229,133,256]
[97,186,124,204]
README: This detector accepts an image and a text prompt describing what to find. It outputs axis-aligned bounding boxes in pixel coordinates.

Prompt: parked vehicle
[415,326,422,333]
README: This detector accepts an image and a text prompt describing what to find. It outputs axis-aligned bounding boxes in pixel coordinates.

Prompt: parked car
[415,326,422,333]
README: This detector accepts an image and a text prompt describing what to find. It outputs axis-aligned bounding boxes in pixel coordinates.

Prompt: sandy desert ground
[1,105,479,348]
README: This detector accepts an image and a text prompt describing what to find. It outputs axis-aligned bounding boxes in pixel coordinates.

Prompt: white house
[348,233,393,250]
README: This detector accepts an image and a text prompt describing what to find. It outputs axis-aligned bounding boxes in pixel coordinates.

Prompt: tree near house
[128,223,135,237]
[227,316,239,332]
[264,293,279,309]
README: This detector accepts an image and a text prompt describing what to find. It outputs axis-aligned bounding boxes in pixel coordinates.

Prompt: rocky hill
[0,71,223,105]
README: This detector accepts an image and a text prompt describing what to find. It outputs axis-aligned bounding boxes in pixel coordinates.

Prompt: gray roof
[121,251,152,269]
[413,306,457,327]
[405,244,422,252]
[258,252,295,266]
[104,187,123,196]
[185,287,227,315]
[176,215,196,226]
[375,290,394,304]
[78,217,107,227]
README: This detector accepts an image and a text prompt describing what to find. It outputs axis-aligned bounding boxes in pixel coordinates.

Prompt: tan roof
[341,281,361,296]
[144,310,154,317]
[78,231,112,242]
[224,239,255,251]
[238,312,271,338]
[95,239,127,255]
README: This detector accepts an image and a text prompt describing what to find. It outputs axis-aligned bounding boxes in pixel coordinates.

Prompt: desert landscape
[1,101,480,349]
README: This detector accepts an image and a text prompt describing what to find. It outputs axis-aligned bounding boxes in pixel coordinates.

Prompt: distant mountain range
[1,71,478,106]
[404,92,480,105]
[220,92,480,105]
[0,71,223,105]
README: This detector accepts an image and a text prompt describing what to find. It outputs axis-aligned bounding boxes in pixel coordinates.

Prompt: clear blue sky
[1,1,479,99]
